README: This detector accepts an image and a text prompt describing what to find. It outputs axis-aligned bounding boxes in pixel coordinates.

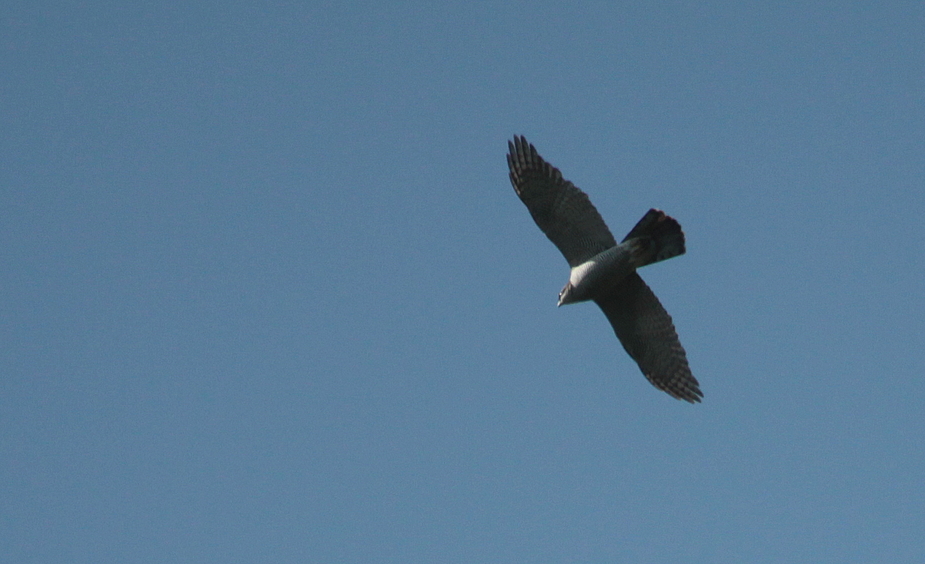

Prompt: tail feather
[623,209,685,268]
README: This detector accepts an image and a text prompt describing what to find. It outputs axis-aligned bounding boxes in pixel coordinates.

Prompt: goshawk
[507,136,702,402]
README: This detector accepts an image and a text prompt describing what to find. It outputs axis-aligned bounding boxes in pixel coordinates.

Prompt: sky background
[2,1,924,562]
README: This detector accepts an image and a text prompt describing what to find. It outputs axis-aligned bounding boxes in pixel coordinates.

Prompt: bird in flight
[506,136,702,402]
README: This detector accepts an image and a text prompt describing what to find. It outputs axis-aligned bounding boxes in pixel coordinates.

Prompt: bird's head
[557,282,575,307]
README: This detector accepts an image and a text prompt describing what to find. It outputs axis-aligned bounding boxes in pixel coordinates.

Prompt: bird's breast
[567,244,636,299]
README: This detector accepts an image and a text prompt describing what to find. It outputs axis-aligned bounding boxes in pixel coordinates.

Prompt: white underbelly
[568,244,635,296]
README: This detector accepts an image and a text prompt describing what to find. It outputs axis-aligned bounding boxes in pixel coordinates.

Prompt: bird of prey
[506,135,702,402]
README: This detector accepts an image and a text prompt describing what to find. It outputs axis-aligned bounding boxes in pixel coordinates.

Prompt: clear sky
[2,2,923,562]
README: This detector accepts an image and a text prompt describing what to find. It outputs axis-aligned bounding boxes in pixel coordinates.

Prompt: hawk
[507,136,702,402]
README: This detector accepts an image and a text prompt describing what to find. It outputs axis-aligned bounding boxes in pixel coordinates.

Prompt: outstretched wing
[595,272,702,402]
[507,136,616,267]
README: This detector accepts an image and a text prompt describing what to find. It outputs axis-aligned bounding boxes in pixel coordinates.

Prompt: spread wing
[507,136,616,267]
[595,272,702,402]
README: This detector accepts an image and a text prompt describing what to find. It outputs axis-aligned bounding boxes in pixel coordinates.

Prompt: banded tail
[623,209,686,268]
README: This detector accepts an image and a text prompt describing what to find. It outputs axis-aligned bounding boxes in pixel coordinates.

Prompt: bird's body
[506,135,703,403]
[563,244,638,304]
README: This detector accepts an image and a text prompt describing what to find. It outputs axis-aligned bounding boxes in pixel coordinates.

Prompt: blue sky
[2,1,923,562]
